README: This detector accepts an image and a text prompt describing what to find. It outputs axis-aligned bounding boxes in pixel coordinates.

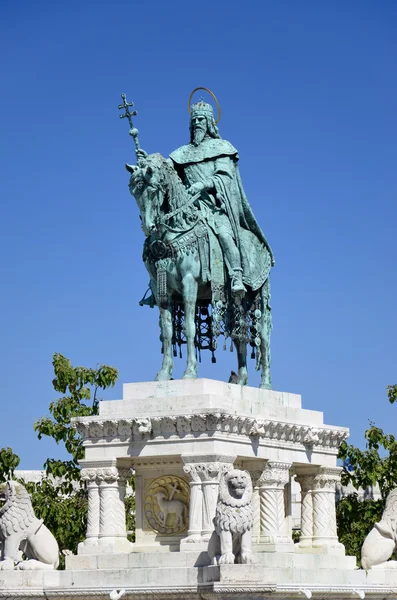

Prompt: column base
[295,542,345,556]
[78,537,133,555]
[255,537,294,553]
[180,538,210,552]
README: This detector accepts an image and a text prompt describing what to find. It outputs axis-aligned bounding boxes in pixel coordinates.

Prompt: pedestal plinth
[72,378,349,559]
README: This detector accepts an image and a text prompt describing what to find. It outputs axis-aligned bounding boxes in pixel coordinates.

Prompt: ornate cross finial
[118,93,141,152]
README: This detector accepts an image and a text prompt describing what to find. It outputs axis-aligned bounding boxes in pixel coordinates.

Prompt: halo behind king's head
[188,87,221,124]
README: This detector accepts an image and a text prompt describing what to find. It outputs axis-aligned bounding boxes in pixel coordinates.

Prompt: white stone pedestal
[72,378,349,558]
[2,379,397,599]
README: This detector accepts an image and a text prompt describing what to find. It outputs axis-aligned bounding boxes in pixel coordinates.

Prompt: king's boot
[231,268,246,295]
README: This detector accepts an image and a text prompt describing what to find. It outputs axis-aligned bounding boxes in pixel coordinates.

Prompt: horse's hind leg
[181,274,198,379]
[259,279,272,389]
[155,297,174,381]
[236,341,248,386]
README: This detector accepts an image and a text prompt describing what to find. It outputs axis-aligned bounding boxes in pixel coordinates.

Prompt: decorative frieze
[73,414,348,452]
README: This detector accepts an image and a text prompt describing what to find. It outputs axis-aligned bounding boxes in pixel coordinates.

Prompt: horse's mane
[148,153,187,214]
[129,153,192,229]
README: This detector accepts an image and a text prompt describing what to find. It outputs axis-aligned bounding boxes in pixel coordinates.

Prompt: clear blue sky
[1,1,396,468]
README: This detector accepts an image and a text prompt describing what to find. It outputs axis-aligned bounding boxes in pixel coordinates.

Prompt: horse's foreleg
[155,299,173,381]
[259,280,272,389]
[236,342,248,386]
[182,274,198,380]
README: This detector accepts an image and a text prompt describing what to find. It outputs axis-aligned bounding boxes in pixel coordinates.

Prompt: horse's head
[127,153,167,236]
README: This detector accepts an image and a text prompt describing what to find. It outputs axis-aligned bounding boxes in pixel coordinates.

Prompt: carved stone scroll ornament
[361,487,397,570]
[0,481,59,571]
[209,469,255,565]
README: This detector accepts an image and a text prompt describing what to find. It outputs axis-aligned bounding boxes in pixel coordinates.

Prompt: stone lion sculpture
[209,469,255,565]
[0,481,59,570]
[361,487,397,570]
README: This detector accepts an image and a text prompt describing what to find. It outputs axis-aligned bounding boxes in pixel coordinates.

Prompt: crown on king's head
[190,97,214,119]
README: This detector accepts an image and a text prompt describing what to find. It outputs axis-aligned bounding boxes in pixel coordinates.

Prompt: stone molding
[73,414,348,452]
[131,458,183,470]
[3,585,397,599]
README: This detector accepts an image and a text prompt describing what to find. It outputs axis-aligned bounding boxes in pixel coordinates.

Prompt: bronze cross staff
[118,93,141,155]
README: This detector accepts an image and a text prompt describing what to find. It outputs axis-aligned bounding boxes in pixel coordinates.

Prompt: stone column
[182,463,203,542]
[249,470,262,543]
[201,466,222,541]
[80,468,100,547]
[97,466,131,549]
[258,461,293,551]
[181,455,235,546]
[295,473,315,548]
[312,467,344,551]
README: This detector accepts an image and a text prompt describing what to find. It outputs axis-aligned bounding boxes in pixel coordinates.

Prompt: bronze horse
[127,153,272,388]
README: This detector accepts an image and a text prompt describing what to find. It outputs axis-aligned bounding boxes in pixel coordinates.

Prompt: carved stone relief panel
[144,475,189,535]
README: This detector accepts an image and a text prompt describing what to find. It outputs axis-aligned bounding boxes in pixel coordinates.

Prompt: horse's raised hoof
[181,367,197,380]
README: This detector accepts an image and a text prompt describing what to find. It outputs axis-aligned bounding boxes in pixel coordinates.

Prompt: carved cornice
[72,414,348,453]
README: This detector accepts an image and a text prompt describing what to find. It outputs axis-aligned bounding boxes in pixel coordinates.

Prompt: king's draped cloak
[169,138,274,291]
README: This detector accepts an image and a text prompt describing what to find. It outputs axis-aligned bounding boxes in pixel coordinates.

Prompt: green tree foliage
[27,478,88,561]
[0,354,134,569]
[387,384,397,405]
[336,494,384,564]
[29,354,119,564]
[0,447,20,483]
[34,353,118,488]
[336,387,397,563]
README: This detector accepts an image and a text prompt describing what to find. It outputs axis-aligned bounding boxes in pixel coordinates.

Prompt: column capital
[81,468,99,482]
[81,465,131,483]
[258,461,291,488]
[294,473,316,492]
[312,467,342,491]
[182,455,235,482]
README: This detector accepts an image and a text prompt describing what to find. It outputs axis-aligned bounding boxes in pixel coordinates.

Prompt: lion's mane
[0,482,37,541]
[214,469,253,535]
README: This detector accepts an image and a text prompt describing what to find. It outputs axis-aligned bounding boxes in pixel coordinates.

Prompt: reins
[158,191,201,224]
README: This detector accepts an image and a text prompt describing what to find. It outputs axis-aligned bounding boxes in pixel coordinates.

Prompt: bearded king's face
[192,115,207,146]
